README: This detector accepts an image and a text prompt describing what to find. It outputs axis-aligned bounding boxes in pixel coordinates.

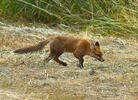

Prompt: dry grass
[0,23,138,100]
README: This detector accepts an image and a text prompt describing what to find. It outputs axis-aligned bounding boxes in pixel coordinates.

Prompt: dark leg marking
[53,52,67,66]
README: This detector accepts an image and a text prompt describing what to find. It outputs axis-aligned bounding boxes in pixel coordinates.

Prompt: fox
[14,36,104,68]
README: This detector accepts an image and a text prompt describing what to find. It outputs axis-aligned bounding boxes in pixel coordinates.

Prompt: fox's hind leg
[53,52,67,66]
[44,47,56,63]
[45,54,55,63]
[45,53,55,63]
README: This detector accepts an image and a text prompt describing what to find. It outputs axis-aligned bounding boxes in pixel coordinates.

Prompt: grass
[0,1,137,99]
[0,23,138,100]
[0,0,137,36]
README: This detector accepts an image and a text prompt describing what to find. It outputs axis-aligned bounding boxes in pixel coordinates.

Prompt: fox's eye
[97,54,102,57]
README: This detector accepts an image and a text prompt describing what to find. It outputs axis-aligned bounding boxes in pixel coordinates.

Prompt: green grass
[0,0,137,36]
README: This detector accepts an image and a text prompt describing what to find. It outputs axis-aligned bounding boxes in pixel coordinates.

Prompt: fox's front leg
[73,50,84,68]
[77,56,84,68]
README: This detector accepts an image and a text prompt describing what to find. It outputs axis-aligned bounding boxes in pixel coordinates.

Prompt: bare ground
[0,22,138,100]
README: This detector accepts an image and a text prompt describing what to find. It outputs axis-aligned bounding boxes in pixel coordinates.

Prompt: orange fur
[14,36,104,68]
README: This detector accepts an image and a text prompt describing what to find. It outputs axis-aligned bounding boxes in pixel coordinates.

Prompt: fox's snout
[96,57,104,62]
[90,42,104,62]
[100,59,104,62]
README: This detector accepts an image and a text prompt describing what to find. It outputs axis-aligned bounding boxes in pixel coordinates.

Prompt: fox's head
[90,42,104,62]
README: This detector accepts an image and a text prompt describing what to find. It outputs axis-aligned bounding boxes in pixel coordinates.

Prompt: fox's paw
[77,64,83,69]
[61,62,67,66]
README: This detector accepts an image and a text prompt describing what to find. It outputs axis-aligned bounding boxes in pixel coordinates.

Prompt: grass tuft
[0,0,137,36]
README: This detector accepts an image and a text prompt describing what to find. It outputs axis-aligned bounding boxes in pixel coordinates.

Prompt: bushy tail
[14,39,49,54]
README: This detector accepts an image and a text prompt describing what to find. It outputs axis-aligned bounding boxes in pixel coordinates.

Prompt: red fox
[14,36,104,68]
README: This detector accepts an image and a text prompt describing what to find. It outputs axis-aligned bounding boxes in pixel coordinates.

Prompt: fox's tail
[14,38,50,54]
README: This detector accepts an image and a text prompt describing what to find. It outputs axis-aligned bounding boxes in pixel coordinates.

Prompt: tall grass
[0,0,137,36]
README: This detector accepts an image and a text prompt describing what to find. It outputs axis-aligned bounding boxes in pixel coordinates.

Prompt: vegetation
[0,1,137,99]
[0,24,138,100]
[0,0,137,36]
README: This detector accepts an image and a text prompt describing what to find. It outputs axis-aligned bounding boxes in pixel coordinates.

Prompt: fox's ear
[90,43,95,50]
[95,42,100,46]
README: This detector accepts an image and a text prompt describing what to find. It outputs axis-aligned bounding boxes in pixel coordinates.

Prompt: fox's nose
[101,59,104,62]
[100,59,104,62]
